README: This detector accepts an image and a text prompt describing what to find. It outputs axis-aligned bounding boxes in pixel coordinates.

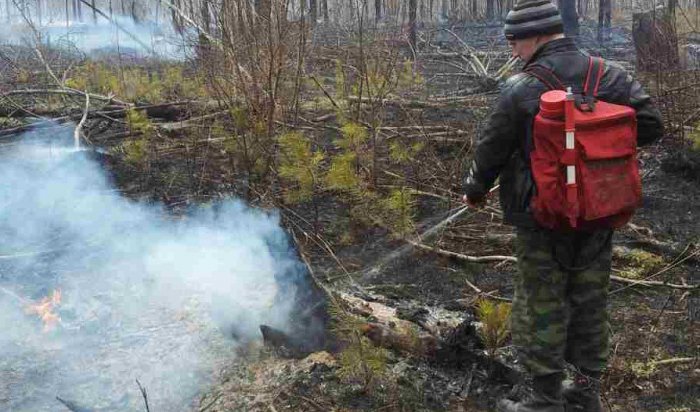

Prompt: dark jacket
[463,37,663,228]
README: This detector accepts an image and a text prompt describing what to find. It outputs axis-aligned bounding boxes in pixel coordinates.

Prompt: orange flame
[25,289,62,332]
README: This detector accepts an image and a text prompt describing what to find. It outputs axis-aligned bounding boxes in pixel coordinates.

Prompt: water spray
[363,185,500,279]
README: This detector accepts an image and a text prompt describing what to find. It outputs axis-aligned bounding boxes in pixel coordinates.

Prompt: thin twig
[464,278,512,302]
[309,75,340,109]
[294,394,325,411]
[199,393,222,412]
[12,0,62,86]
[135,379,150,412]
[56,396,92,412]
[78,0,152,52]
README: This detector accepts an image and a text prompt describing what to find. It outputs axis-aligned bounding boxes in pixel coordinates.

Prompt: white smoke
[0,126,302,410]
[0,3,187,59]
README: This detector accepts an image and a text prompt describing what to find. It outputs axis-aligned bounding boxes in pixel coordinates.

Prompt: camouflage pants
[511,226,613,377]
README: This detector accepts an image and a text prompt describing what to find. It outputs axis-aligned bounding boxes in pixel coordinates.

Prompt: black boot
[562,370,604,412]
[497,374,566,412]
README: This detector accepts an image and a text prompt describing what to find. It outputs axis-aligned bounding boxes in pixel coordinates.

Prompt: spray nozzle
[565,86,574,100]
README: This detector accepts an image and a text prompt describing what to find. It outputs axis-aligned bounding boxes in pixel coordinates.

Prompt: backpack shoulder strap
[583,57,605,98]
[524,64,565,91]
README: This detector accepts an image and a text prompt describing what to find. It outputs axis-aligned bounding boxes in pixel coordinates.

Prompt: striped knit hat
[504,0,564,40]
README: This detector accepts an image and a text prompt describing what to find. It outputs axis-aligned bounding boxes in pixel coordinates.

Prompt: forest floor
[192,24,698,412]
[194,117,700,410]
[1,19,698,412]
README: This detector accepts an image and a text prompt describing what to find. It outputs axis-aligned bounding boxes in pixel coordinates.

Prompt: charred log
[260,324,316,358]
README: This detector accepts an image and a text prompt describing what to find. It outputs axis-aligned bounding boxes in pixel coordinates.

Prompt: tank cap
[539,90,567,119]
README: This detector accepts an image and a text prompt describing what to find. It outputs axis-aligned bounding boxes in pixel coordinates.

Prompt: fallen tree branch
[612,247,699,294]
[1,89,129,106]
[406,239,517,264]
[159,111,228,131]
[74,92,90,148]
[610,275,697,290]
[346,95,472,109]
[464,278,512,302]
[649,357,698,367]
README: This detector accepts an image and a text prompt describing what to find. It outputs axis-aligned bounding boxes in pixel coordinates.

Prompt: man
[462,1,663,411]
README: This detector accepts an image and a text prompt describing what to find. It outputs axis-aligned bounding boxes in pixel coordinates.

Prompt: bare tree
[409,0,417,50]
[309,0,317,23]
[577,0,589,19]
[597,0,611,42]
[559,0,578,36]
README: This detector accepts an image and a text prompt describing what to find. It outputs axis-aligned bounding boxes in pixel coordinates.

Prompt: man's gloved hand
[462,194,486,209]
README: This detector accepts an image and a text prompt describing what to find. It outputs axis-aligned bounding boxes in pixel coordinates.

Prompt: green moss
[628,359,658,378]
[618,249,664,279]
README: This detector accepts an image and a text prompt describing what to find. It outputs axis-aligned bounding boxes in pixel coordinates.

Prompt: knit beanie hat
[504,0,564,40]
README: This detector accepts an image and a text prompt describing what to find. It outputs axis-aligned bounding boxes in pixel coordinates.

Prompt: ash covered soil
[194,150,699,412]
[194,25,698,412]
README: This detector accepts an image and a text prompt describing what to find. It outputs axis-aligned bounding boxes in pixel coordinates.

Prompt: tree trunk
[309,0,317,23]
[375,0,381,21]
[633,8,680,71]
[255,0,271,19]
[409,0,417,50]
[486,0,494,20]
[559,0,578,36]
[597,0,611,42]
[577,0,589,18]
[322,0,328,20]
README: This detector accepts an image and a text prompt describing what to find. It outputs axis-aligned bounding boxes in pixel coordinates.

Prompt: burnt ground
[191,145,699,412]
[193,146,699,412]
[192,25,698,412]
